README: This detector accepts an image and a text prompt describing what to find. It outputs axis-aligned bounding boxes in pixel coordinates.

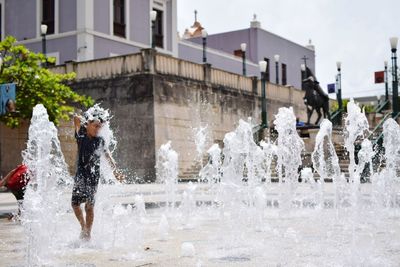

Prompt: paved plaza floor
[1,184,400,266]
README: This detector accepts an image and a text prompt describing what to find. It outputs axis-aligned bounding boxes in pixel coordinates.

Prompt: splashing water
[274,107,304,183]
[343,99,369,183]
[199,144,222,183]
[21,104,72,265]
[15,102,400,266]
[193,125,208,161]
[220,119,260,186]
[20,104,142,265]
[156,141,179,207]
[273,107,304,209]
[312,119,341,182]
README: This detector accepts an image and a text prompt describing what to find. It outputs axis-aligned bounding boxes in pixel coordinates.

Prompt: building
[3,1,315,89]
[3,0,178,63]
[181,15,316,89]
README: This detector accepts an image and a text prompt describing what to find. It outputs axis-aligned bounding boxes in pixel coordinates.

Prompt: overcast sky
[177,0,400,99]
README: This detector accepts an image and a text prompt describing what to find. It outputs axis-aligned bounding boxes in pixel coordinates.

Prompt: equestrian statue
[302,67,330,125]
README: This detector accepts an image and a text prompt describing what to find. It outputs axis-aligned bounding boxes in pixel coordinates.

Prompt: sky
[177,0,400,99]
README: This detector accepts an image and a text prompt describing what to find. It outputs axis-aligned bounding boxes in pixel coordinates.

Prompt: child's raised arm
[73,115,81,134]
[105,152,125,182]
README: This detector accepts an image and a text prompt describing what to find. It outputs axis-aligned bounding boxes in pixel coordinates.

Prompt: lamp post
[150,10,157,49]
[301,63,306,90]
[41,24,48,67]
[336,61,343,111]
[241,43,247,76]
[259,60,268,128]
[384,60,389,103]
[274,54,280,84]
[202,29,208,63]
[390,37,399,117]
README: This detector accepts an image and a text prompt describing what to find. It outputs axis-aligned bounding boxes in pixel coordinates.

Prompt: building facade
[182,16,316,89]
[2,0,315,89]
[3,0,178,63]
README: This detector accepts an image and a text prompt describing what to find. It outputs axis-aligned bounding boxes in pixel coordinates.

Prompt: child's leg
[72,204,86,231]
[84,203,94,239]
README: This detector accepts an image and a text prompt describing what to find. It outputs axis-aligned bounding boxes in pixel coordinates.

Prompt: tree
[0,36,93,127]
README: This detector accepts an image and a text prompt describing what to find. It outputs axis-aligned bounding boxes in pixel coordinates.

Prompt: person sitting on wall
[296,117,305,127]
[5,99,16,113]
[71,106,124,241]
[0,164,30,219]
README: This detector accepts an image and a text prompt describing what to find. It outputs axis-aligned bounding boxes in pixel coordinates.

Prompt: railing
[210,68,253,92]
[329,109,343,126]
[156,54,205,81]
[49,54,142,79]
[49,49,303,101]
[50,65,67,74]
[256,81,304,106]
[374,99,390,113]
[371,112,400,147]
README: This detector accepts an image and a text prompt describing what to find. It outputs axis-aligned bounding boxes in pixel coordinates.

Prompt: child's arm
[105,151,116,170]
[105,152,125,182]
[73,115,81,135]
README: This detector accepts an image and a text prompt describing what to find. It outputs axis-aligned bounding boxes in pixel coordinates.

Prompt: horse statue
[302,67,330,125]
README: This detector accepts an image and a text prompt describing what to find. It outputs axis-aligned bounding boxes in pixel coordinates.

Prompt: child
[71,106,121,241]
[0,164,29,218]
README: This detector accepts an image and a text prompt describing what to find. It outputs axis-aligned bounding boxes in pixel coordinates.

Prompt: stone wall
[71,74,156,182]
[153,74,261,178]
[0,120,75,177]
[0,122,28,177]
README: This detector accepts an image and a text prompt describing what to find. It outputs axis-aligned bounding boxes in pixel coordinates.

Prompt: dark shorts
[71,183,98,206]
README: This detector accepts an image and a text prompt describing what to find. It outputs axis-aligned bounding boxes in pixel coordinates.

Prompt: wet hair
[83,104,110,125]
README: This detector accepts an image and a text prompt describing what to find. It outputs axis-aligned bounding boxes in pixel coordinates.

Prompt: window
[42,0,55,35]
[114,0,125,37]
[153,9,163,48]
[282,63,287,85]
[264,58,270,82]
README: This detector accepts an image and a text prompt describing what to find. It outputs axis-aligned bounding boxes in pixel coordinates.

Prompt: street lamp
[150,10,157,49]
[336,61,343,111]
[390,37,399,117]
[259,60,268,128]
[241,43,247,76]
[384,60,389,103]
[274,54,280,84]
[41,24,48,67]
[202,29,208,63]
[300,64,306,90]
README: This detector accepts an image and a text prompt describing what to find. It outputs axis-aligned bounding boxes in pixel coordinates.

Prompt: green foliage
[0,36,93,127]
[362,104,375,113]
[330,98,349,113]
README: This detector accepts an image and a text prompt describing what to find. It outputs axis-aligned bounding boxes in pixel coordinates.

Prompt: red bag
[6,165,29,191]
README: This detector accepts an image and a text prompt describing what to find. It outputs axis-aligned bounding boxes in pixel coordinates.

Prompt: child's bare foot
[80,228,91,241]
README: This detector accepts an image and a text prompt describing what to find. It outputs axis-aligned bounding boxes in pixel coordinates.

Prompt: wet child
[71,106,122,241]
[0,164,29,218]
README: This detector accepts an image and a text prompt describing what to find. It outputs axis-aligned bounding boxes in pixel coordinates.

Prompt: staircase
[178,111,397,182]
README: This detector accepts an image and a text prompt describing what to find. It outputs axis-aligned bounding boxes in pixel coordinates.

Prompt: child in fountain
[71,106,122,241]
[0,164,29,219]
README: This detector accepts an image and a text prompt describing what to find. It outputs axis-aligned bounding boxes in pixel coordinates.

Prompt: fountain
[3,101,400,266]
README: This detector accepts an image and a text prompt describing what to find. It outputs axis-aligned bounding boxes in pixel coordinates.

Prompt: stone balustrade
[49,49,304,102]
